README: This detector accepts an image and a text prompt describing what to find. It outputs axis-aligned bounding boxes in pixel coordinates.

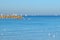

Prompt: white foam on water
[48,33,51,36]
[52,34,56,38]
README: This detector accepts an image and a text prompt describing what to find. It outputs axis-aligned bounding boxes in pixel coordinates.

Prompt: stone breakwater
[0,15,22,19]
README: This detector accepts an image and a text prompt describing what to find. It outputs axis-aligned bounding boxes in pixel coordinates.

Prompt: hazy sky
[0,0,60,15]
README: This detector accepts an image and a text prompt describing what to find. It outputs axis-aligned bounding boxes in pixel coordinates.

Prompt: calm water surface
[0,16,60,40]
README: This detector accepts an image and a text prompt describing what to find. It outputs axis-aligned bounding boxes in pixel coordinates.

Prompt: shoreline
[0,15,22,19]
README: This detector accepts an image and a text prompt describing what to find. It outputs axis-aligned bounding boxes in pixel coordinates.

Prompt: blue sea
[0,16,60,40]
